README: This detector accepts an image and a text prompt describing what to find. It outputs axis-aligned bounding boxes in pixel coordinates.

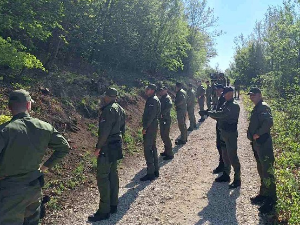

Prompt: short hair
[8,101,28,112]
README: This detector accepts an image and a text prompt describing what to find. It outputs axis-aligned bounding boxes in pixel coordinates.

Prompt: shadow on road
[195,182,240,225]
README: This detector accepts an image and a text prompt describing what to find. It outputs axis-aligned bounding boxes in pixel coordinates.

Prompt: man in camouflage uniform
[208,87,241,189]
[158,87,174,160]
[196,80,206,122]
[234,79,241,99]
[187,83,197,131]
[0,90,70,225]
[217,73,227,87]
[175,82,187,145]
[212,84,226,174]
[247,87,276,214]
[205,80,212,111]
[89,87,125,222]
[140,84,161,181]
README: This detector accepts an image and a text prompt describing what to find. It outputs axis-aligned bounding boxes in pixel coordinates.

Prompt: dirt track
[45,99,267,225]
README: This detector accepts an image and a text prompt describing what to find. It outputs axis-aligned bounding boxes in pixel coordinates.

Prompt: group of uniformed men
[0,78,276,224]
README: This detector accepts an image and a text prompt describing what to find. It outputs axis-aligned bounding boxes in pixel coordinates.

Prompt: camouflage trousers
[0,178,42,225]
[187,106,196,129]
[96,158,119,214]
[176,110,187,142]
[220,130,241,181]
[252,137,277,201]
[143,125,159,174]
[160,119,173,157]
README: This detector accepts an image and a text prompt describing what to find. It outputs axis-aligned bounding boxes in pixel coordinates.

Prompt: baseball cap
[222,86,234,94]
[146,83,157,91]
[9,89,34,103]
[104,87,118,97]
[247,87,261,95]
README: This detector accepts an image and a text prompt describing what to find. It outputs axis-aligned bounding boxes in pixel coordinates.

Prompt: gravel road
[45,99,267,225]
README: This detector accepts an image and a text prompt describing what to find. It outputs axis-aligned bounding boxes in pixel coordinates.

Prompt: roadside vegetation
[230,1,300,223]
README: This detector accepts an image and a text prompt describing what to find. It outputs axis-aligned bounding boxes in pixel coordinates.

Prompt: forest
[0,0,218,79]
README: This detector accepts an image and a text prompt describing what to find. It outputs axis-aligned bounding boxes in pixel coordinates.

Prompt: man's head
[158,86,168,96]
[175,82,183,92]
[215,84,224,97]
[145,83,157,97]
[206,80,210,85]
[104,87,118,104]
[188,83,193,90]
[248,87,262,105]
[197,80,202,86]
[222,86,234,101]
[8,89,33,115]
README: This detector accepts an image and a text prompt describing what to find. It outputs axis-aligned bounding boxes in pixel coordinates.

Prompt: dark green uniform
[209,99,241,181]
[175,89,187,142]
[218,77,227,87]
[142,94,161,175]
[187,88,196,129]
[206,84,212,111]
[159,94,173,157]
[96,101,125,214]
[196,85,205,120]
[0,113,70,225]
[247,100,276,202]
[234,79,241,99]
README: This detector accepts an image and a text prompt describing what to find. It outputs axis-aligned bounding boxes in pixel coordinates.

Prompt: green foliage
[0,0,218,77]
[0,37,44,70]
[0,115,11,125]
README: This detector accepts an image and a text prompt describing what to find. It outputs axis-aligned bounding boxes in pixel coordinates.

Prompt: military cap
[146,83,157,90]
[222,86,234,94]
[215,84,224,89]
[158,86,167,91]
[105,87,118,97]
[176,82,183,88]
[247,87,261,95]
[9,89,34,103]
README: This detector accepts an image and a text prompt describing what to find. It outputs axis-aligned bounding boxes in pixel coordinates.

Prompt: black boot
[198,118,205,122]
[259,198,276,214]
[175,139,186,145]
[229,180,241,189]
[140,174,155,181]
[250,195,267,205]
[215,173,230,182]
[160,152,167,157]
[187,127,194,131]
[154,171,159,178]
[88,212,110,222]
[110,206,117,214]
[163,155,174,160]
[213,164,224,174]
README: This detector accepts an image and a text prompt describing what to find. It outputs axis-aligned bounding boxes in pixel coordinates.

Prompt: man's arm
[143,99,158,130]
[161,98,172,117]
[43,128,70,168]
[96,108,115,149]
[208,105,230,119]
[255,106,273,136]
[0,133,5,155]
[120,109,126,136]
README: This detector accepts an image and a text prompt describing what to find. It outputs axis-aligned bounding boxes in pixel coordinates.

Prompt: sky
[207,0,284,71]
